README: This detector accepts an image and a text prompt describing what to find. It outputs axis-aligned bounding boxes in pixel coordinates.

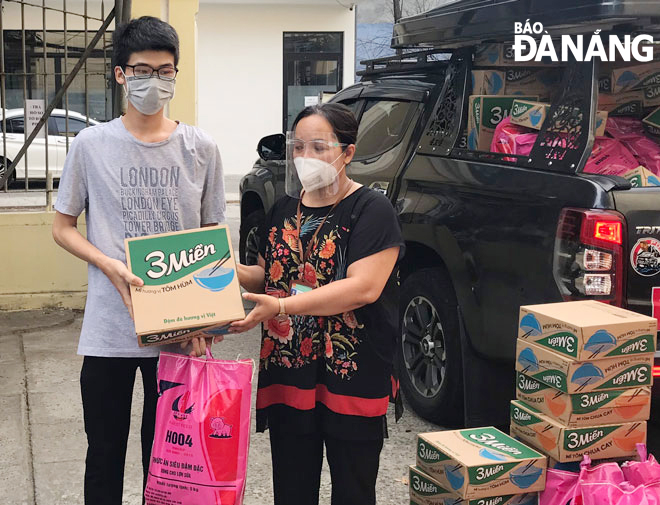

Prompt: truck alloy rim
[245,226,260,265]
[402,295,446,398]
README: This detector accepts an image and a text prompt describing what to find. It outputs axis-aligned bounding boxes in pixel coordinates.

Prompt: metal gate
[0,0,131,207]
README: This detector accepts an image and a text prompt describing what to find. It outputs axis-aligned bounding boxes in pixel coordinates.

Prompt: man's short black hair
[112,16,179,69]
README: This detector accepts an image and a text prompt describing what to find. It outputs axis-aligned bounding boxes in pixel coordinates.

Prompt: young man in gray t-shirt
[52,16,225,505]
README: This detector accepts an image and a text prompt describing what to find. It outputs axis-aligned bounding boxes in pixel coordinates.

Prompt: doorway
[283,32,343,132]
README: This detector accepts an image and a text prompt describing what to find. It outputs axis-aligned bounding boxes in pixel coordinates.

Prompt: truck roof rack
[357,48,451,78]
[392,0,660,49]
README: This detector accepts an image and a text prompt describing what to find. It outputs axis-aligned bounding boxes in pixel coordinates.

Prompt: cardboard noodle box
[509,101,550,130]
[409,466,539,505]
[504,68,561,97]
[611,61,660,93]
[643,84,660,107]
[515,372,651,427]
[599,73,612,93]
[643,106,660,130]
[510,101,607,136]
[623,166,660,188]
[510,400,647,463]
[468,95,538,151]
[518,300,656,360]
[516,339,654,394]
[474,43,555,67]
[408,465,456,505]
[471,70,505,95]
[545,455,630,472]
[644,122,660,141]
[594,110,608,136]
[416,427,546,499]
[458,130,468,150]
[125,225,245,347]
[600,60,660,94]
[519,301,656,359]
[597,90,644,117]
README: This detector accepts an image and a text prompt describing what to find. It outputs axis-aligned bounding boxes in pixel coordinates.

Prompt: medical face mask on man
[121,69,175,115]
[293,152,346,193]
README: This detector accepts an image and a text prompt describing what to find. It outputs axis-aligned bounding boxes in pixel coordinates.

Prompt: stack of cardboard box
[598,62,660,117]
[409,427,546,505]
[473,43,562,100]
[469,44,660,187]
[467,94,538,151]
[509,301,656,465]
[594,62,660,186]
[467,42,563,151]
[509,100,608,136]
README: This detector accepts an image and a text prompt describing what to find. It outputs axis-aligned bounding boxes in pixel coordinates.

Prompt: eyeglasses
[287,139,347,155]
[124,64,178,81]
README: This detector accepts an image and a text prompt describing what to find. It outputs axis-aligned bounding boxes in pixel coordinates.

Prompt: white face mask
[293,155,344,193]
[122,70,175,115]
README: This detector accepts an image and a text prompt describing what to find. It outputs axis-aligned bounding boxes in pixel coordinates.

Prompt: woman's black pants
[269,430,383,505]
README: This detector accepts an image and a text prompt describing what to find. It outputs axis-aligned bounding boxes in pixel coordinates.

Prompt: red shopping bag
[145,349,253,505]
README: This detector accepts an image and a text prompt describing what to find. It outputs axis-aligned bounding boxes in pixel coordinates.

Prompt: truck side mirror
[257,133,286,161]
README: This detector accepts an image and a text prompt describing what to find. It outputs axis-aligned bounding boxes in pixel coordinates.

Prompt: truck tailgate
[612,188,660,320]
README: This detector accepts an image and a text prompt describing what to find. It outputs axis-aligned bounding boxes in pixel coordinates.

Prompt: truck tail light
[594,221,622,244]
[576,249,613,271]
[653,366,660,378]
[553,208,626,307]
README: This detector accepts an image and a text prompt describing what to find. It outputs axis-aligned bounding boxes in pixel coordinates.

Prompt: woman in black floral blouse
[229,103,404,505]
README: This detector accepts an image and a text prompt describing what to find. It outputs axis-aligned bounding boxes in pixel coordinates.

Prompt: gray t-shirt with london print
[55,118,226,357]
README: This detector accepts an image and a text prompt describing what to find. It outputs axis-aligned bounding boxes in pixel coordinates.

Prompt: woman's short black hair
[112,16,179,69]
[292,103,358,148]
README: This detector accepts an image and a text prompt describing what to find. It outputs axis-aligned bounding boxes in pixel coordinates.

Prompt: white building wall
[197,2,356,175]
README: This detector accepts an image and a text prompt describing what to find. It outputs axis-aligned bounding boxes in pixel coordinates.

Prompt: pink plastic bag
[539,467,579,505]
[491,116,538,160]
[145,350,253,505]
[573,456,626,505]
[622,444,660,487]
[606,117,660,175]
[540,455,625,505]
[579,455,625,486]
[581,481,660,505]
[583,137,639,176]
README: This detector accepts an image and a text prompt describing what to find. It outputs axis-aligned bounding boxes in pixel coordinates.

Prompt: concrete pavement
[0,310,439,505]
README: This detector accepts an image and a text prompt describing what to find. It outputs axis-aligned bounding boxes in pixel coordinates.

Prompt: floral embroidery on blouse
[260,214,364,379]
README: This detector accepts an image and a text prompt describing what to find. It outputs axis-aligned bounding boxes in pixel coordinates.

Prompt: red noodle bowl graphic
[613,425,645,452]
[613,396,645,419]
[543,391,568,417]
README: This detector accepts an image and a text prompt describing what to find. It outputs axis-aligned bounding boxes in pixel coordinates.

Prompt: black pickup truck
[239,0,660,430]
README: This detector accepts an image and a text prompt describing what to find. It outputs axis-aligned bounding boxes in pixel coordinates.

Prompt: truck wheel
[239,208,265,266]
[398,267,464,427]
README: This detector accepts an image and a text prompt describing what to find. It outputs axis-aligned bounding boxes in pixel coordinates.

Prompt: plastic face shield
[285,130,347,199]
